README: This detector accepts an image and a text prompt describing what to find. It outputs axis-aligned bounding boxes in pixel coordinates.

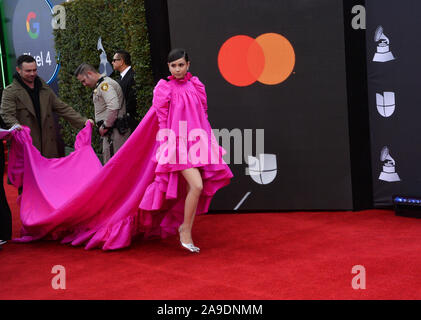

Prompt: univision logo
[376,91,395,117]
[26,12,40,39]
[248,154,277,185]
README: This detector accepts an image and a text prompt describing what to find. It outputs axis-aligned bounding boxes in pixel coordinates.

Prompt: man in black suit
[112,50,138,133]
[0,88,12,248]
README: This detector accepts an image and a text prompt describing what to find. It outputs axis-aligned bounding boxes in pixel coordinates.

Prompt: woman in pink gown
[145,48,233,252]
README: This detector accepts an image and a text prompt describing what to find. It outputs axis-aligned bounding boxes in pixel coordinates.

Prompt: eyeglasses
[112,58,121,62]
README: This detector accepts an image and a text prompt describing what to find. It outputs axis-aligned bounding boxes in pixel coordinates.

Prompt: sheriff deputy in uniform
[74,63,130,163]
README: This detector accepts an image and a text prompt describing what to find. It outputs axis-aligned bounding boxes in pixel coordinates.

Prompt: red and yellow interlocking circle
[218,33,295,87]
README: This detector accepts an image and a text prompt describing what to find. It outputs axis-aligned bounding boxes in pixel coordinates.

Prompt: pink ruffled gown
[154,73,223,171]
[139,72,233,237]
[8,72,233,250]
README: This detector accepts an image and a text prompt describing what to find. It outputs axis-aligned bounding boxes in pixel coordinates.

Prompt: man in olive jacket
[0,55,91,158]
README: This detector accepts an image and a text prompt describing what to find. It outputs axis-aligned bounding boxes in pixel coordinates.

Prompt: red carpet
[2,174,421,300]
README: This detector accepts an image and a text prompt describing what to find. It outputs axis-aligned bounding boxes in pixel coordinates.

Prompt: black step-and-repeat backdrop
[366,0,421,206]
[167,0,354,211]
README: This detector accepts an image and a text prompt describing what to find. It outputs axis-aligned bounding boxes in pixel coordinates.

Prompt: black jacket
[118,68,137,117]
[118,68,138,132]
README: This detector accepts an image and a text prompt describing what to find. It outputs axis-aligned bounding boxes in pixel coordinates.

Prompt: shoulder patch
[100,83,109,92]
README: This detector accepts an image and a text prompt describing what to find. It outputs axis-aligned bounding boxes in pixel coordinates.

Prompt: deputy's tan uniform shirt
[93,76,130,163]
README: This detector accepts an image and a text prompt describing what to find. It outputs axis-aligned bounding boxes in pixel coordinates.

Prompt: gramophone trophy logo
[97,37,113,76]
[376,91,396,117]
[373,25,395,62]
[379,146,401,182]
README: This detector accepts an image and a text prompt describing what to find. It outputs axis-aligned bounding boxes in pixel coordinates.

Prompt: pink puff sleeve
[152,79,172,130]
[190,76,208,119]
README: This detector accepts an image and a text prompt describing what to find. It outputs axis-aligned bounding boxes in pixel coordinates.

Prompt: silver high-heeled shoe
[178,226,200,253]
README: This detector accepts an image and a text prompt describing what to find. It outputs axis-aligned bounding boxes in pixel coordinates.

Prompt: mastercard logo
[218,33,295,87]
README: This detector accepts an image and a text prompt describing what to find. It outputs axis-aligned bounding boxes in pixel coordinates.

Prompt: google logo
[26,12,40,39]
[218,33,295,87]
